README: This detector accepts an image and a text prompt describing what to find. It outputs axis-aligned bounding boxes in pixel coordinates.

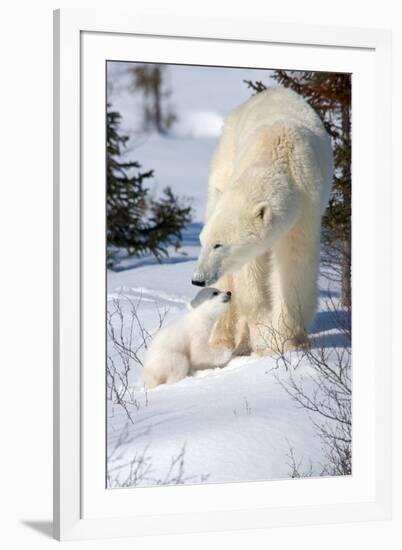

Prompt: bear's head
[189,287,232,319]
[192,169,302,287]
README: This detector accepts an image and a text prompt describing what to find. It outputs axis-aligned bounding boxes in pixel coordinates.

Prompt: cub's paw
[209,345,233,366]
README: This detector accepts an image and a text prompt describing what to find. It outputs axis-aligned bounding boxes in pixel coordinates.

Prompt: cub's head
[192,169,302,287]
[189,287,231,318]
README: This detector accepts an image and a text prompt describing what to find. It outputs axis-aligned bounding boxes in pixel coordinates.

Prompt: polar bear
[192,87,333,355]
[142,288,232,389]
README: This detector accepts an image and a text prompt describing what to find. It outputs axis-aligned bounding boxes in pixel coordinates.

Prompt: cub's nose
[192,280,205,287]
[226,291,232,297]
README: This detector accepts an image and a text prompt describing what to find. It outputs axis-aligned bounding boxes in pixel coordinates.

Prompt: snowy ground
[107,226,350,488]
[106,62,350,489]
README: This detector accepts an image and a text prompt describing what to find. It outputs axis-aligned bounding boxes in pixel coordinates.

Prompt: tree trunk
[341,237,351,309]
[152,67,163,134]
[341,95,352,309]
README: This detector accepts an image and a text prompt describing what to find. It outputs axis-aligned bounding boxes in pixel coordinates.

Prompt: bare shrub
[268,297,352,476]
[233,397,252,417]
[285,441,314,479]
[107,294,168,422]
[107,429,210,488]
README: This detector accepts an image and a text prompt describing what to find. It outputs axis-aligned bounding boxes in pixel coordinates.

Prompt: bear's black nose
[226,291,232,297]
[192,280,205,287]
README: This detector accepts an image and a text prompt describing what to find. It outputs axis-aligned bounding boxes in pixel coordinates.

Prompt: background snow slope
[107,62,275,221]
[106,62,349,488]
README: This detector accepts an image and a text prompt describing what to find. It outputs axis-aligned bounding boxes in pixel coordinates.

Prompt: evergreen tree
[129,64,177,134]
[107,107,191,267]
[244,72,352,308]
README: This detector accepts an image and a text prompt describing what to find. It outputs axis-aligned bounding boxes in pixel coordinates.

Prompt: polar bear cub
[142,288,232,389]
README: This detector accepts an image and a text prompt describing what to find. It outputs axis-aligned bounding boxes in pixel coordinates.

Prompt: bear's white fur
[143,289,232,389]
[192,87,333,354]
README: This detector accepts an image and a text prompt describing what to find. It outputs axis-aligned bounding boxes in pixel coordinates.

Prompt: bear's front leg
[267,314,309,353]
[268,211,320,354]
[248,317,308,356]
[248,319,275,356]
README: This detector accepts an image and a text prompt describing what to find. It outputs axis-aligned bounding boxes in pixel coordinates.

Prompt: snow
[106,62,350,489]
[107,232,348,488]
[173,110,224,138]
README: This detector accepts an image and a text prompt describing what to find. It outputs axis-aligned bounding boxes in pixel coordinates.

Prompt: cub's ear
[253,202,270,225]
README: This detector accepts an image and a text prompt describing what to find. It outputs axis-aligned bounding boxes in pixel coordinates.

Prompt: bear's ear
[253,202,270,225]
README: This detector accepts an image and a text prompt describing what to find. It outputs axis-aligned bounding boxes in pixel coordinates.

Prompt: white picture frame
[53,8,392,541]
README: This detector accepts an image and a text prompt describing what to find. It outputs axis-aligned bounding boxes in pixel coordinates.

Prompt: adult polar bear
[192,87,333,355]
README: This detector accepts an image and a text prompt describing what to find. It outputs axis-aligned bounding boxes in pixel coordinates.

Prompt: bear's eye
[213,244,222,250]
